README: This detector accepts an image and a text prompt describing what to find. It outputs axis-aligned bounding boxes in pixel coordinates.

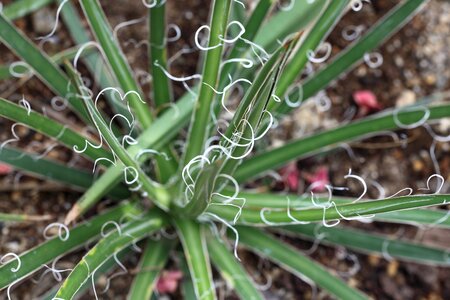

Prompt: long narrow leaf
[207,235,264,300]
[55,209,168,299]
[236,227,367,299]
[0,146,129,198]
[235,103,450,182]
[274,0,349,99]
[59,0,130,121]
[147,0,179,183]
[79,0,153,128]
[253,0,327,53]
[2,0,54,20]
[175,219,216,300]
[65,88,195,223]
[39,247,131,300]
[282,224,450,266]
[0,212,51,222]
[0,202,139,289]
[183,0,232,163]
[274,0,427,114]
[208,194,449,226]
[0,14,89,121]
[0,97,112,163]
[128,238,175,300]
[214,190,450,228]
[65,63,170,210]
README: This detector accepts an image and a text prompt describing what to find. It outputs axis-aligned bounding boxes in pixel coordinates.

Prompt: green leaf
[0,13,89,121]
[65,63,171,210]
[0,212,51,222]
[219,37,300,178]
[178,252,198,300]
[274,0,427,115]
[59,0,130,122]
[0,97,113,163]
[128,238,176,300]
[273,0,349,102]
[147,0,179,184]
[207,234,264,300]
[282,224,450,266]
[149,0,173,108]
[215,189,450,228]
[235,103,450,182]
[208,194,449,226]
[79,0,153,128]
[0,45,96,80]
[55,209,168,299]
[0,146,129,199]
[253,0,327,53]
[2,0,54,20]
[39,247,132,300]
[0,202,140,289]
[183,0,232,164]
[175,219,216,300]
[217,0,274,87]
[236,227,367,299]
[65,81,195,223]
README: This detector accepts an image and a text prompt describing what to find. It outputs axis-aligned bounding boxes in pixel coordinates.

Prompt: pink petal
[304,166,329,192]
[352,90,382,111]
[0,163,12,175]
[156,270,183,294]
[280,163,300,191]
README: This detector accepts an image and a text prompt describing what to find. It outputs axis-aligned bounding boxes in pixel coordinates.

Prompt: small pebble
[395,90,416,107]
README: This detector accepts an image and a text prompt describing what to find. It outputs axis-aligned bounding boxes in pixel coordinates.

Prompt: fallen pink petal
[280,162,300,191]
[352,90,382,115]
[0,163,12,175]
[156,270,183,294]
[304,166,329,192]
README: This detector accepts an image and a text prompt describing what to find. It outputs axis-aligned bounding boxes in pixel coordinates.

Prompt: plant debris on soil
[1,0,449,299]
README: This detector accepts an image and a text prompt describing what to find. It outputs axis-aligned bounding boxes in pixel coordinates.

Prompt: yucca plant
[0,0,449,299]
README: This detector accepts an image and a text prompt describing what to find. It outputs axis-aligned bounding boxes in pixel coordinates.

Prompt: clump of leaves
[0,0,449,299]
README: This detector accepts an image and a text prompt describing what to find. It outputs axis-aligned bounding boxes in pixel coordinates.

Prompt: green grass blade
[275,0,427,115]
[55,209,168,299]
[79,0,153,128]
[0,97,112,163]
[0,202,139,289]
[0,14,89,121]
[175,219,216,300]
[235,103,450,182]
[207,235,264,300]
[236,227,367,299]
[209,194,449,226]
[66,63,170,210]
[282,224,450,266]
[272,0,349,103]
[215,190,450,228]
[0,146,130,198]
[128,238,176,300]
[183,0,232,164]
[2,0,54,20]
